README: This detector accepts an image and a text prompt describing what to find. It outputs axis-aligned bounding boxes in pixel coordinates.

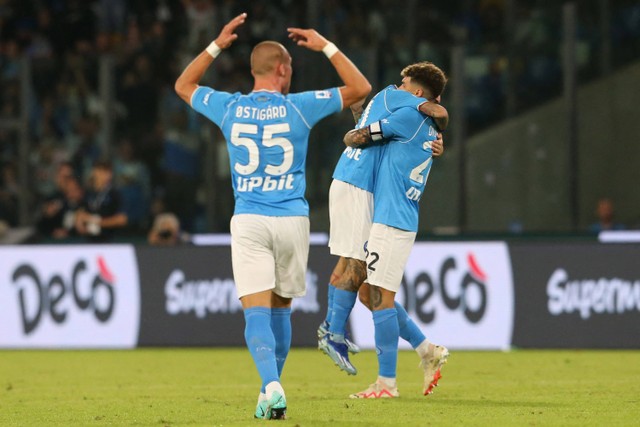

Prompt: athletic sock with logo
[270,307,292,377]
[244,307,279,390]
[395,301,427,349]
[325,284,336,325]
[373,307,399,379]
[328,288,357,340]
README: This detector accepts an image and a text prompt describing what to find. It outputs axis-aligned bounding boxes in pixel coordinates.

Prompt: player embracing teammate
[319,63,450,399]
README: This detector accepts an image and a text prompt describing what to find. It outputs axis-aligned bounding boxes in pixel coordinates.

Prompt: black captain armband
[369,121,383,142]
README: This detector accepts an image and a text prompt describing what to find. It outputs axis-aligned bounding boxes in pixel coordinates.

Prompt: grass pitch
[1,348,639,426]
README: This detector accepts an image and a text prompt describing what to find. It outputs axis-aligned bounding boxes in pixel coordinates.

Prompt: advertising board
[0,245,140,348]
[510,243,640,348]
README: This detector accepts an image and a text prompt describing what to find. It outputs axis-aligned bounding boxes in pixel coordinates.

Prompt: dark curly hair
[401,62,448,99]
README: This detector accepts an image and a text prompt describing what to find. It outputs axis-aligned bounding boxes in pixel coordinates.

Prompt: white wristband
[369,121,383,142]
[205,41,221,58]
[322,42,339,59]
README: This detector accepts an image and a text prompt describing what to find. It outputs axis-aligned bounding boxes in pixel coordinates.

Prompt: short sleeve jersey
[191,86,342,216]
[373,107,438,232]
[331,85,426,192]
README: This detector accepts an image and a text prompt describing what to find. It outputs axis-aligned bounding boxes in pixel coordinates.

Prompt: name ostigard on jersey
[235,105,287,120]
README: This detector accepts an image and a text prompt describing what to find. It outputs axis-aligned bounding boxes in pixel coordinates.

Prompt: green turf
[1,348,639,426]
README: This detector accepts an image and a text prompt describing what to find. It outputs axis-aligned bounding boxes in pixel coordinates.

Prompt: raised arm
[287,28,371,109]
[418,102,449,131]
[175,13,247,104]
[349,97,367,124]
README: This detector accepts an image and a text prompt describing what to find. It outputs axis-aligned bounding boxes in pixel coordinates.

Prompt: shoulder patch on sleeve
[203,90,214,105]
[314,90,332,99]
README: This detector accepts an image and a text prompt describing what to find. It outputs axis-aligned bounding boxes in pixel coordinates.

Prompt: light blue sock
[325,284,336,325]
[395,301,426,349]
[271,307,292,378]
[244,307,279,391]
[328,289,357,339]
[373,308,399,378]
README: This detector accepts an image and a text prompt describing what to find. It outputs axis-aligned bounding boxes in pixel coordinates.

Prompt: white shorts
[230,214,309,299]
[328,180,373,261]
[365,223,416,293]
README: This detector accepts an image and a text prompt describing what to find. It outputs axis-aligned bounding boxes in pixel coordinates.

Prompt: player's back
[219,91,310,216]
[332,86,424,192]
[190,86,342,216]
[373,107,439,232]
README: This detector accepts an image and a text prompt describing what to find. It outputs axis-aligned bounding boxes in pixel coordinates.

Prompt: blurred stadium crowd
[0,0,638,240]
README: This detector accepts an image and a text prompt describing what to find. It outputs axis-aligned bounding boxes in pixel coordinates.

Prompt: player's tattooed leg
[370,285,382,309]
[334,258,367,292]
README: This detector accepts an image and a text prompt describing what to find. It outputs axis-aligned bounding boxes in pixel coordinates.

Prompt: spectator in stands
[147,212,187,246]
[75,160,127,242]
[588,197,626,233]
[37,176,85,240]
[56,177,85,239]
[36,161,74,236]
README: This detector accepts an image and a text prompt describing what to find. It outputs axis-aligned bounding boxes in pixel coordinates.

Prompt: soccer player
[319,63,448,396]
[318,83,447,382]
[174,13,371,419]
[342,62,448,399]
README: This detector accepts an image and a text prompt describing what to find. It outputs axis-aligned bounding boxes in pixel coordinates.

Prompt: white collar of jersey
[252,89,280,93]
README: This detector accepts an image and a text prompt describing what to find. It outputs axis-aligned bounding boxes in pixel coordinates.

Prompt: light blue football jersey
[191,86,342,216]
[373,107,439,232]
[332,85,426,192]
